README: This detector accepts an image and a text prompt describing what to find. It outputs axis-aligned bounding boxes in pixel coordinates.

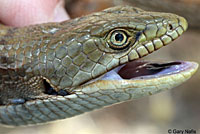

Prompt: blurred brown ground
[1,0,200,134]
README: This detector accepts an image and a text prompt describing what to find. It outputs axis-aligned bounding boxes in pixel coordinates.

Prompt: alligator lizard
[0,6,198,126]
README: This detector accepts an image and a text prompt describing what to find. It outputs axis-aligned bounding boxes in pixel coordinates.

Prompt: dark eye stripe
[136,31,142,41]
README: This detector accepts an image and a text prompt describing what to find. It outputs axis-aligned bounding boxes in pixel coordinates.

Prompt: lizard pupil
[115,33,124,42]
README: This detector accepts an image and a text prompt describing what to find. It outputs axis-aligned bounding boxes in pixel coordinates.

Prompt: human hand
[0,0,70,27]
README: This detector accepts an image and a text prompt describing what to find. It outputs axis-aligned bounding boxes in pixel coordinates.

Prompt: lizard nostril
[168,24,173,30]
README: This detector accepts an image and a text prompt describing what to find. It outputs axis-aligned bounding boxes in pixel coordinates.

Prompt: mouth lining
[118,61,182,79]
[101,60,192,80]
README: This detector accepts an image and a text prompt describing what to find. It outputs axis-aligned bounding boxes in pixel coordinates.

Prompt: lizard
[0,6,198,126]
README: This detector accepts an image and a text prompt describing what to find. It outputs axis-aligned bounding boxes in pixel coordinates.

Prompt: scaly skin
[0,6,197,126]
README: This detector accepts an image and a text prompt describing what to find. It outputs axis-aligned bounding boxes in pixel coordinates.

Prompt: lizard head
[41,6,197,101]
[39,6,197,125]
[46,6,189,90]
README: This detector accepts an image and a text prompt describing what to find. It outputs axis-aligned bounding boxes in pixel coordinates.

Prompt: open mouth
[101,60,196,80]
[44,60,197,96]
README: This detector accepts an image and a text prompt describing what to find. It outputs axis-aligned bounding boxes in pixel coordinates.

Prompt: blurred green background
[1,0,200,134]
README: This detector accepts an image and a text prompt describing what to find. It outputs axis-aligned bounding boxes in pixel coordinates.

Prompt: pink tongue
[118,61,181,79]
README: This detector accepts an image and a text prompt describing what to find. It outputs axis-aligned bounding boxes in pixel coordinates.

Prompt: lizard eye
[107,29,131,50]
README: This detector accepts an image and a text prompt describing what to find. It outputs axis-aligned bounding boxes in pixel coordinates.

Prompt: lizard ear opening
[43,79,71,96]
